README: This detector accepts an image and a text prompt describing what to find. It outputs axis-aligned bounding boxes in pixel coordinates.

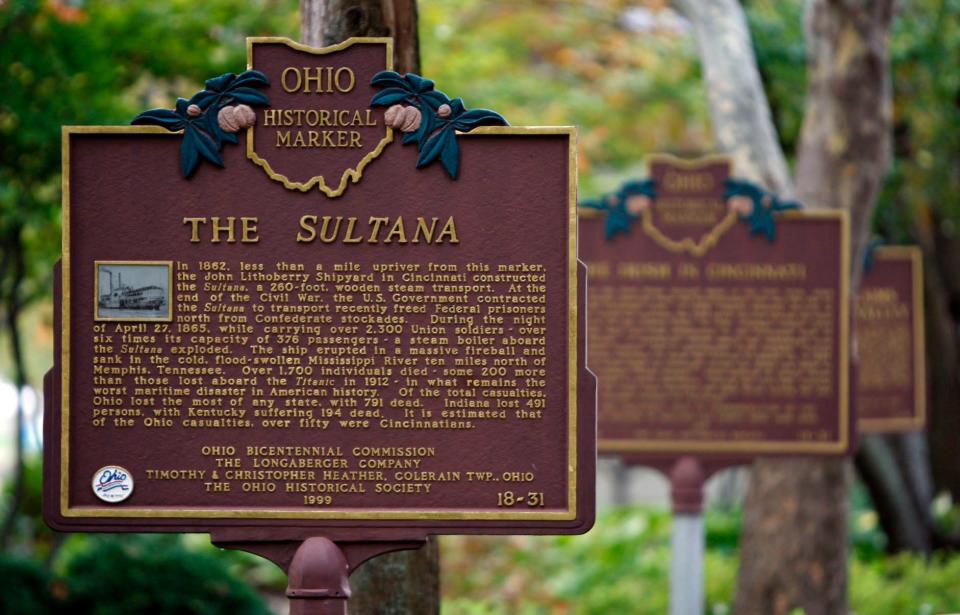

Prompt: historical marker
[579,155,851,459]
[45,37,594,540]
[856,246,925,433]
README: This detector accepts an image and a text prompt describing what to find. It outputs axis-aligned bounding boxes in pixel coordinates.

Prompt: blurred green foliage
[0,554,60,614]
[745,0,960,238]
[420,0,712,196]
[0,534,273,615]
[0,456,285,613]
[59,534,270,615]
[440,506,960,615]
[0,0,297,319]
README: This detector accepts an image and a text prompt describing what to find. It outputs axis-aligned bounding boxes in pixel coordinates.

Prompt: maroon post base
[669,456,706,515]
[212,533,426,615]
[287,538,350,615]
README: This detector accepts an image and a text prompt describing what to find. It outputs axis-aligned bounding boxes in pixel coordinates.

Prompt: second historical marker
[580,155,850,457]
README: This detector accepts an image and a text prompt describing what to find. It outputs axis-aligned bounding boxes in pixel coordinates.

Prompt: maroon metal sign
[44,37,594,539]
[856,246,926,433]
[579,155,851,463]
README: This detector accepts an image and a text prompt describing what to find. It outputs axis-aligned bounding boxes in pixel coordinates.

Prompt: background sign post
[669,456,705,615]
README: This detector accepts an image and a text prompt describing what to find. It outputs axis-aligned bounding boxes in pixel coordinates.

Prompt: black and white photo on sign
[95,262,172,321]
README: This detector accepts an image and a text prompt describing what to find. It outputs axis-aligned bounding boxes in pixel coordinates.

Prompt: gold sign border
[857,245,927,433]
[244,36,395,198]
[583,207,852,455]
[60,125,581,522]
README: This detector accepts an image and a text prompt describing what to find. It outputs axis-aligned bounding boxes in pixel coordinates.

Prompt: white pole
[669,457,706,615]
[670,512,705,615]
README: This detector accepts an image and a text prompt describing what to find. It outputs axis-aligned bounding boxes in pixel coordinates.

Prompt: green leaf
[130,109,185,131]
[228,87,269,106]
[416,125,451,168]
[453,108,508,131]
[404,73,435,93]
[204,72,236,92]
[371,88,410,106]
[175,98,191,116]
[371,71,411,90]
[403,103,435,147]
[180,130,200,178]
[447,98,466,117]
[187,90,218,109]
[420,90,452,110]
[417,125,460,176]
[439,128,460,178]
[201,111,226,147]
[187,123,224,168]
[231,70,269,88]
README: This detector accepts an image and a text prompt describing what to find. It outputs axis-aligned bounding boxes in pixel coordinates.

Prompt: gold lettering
[413,218,438,243]
[183,217,205,243]
[436,217,459,244]
[297,215,317,243]
[319,216,342,243]
[280,67,301,93]
[303,67,323,93]
[384,218,408,244]
[210,217,236,243]
[277,67,356,94]
[663,170,714,192]
[335,67,355,93]
[343,217,363,243]
[368,217,390,242]
[240,217,259,243]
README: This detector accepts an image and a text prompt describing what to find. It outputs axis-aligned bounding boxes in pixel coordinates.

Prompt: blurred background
[2,0,959,613]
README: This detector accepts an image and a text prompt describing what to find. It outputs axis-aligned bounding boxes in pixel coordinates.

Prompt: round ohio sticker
[92,466,134,503]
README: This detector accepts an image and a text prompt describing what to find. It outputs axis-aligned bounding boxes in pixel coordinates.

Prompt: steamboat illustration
[98,268,166,310]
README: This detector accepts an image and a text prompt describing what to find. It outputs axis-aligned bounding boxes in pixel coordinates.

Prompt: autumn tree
[675,0,894,612]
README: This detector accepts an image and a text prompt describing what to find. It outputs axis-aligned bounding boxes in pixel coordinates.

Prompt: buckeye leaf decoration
[580,179,657,240]
[131,69,270,178]
[370,71,508,179]
[723,179,801,242]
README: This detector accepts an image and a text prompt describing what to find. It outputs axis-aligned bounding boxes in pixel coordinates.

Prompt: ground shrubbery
[440,507,960,615]
[0,534,274,615]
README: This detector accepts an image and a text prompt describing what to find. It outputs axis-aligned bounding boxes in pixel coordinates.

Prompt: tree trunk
[855,436,930,553]
[737,1,894,612]
[300,0,420,73]
[0,225,27,548]
[298,2,438,613]
[916,212,960,500]
[348,538,439,615]
[673,0,793,197]
[676,0,895,612]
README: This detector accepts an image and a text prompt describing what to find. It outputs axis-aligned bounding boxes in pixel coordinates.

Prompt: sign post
[578,155,852,614]
[45,37,595,611]
[668,456,704,615]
